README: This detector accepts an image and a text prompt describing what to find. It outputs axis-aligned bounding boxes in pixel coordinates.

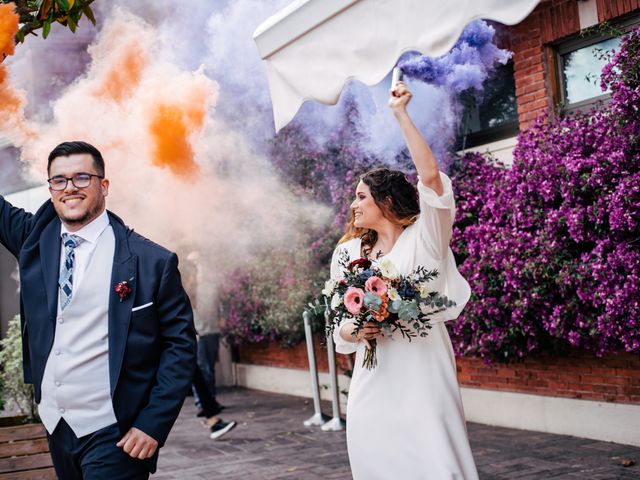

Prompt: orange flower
[373,297,390,322]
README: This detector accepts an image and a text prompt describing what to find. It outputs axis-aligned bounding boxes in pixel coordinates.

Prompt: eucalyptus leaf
[364,291,382,310]
[388,298,403,314]
[398,300,419,321]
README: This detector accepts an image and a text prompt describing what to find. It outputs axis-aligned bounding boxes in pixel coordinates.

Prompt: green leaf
[43,19,51,39]
[58,0,69,12]
[15,30,25,43]
[68,16,76,32]
[82,5,96,26]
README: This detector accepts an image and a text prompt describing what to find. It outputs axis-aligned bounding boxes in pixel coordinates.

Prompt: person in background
[181,256,236,440]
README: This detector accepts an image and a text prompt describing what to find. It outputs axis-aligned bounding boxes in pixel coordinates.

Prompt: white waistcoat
[39,226,118,437]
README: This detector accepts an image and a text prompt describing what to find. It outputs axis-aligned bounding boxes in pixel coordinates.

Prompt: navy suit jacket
[0,195,197,448]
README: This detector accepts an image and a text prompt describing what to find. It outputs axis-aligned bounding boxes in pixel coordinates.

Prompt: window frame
[552,13,640,114]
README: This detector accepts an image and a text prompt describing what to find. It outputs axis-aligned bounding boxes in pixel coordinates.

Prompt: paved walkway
[155,388,640,480]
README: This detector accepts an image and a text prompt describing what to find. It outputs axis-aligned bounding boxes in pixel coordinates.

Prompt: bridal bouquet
[316,250,456,369]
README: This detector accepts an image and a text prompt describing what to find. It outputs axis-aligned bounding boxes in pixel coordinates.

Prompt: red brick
[514,46,542,63]
[517,64,545,78]
[529,98,549,111]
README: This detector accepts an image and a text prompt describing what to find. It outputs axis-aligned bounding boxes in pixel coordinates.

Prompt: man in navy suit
[0,141,197,479]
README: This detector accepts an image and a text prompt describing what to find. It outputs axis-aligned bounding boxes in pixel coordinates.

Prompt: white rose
[419,283,430,298]
[379,258,400,279]
[322,279,336,297]
[330,293,341,310]
[388,287,399,301]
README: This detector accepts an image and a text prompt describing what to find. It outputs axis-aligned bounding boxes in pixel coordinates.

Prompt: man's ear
[101,178,110,197]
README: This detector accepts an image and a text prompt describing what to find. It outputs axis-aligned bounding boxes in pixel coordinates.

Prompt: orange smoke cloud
[0,3,32,141]
[86,14,150,103]
[149,98,206,177]
[93,41,146,102]
[0,3,18,57]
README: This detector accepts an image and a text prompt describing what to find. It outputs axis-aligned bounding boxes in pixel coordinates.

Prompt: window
[553,15,639,113]
[456,61,519,150]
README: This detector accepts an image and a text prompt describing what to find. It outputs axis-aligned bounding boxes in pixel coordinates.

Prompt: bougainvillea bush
[448,27,639,362]
[220,244,328,347]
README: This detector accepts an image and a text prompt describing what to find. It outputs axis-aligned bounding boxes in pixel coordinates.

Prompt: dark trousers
[192,365,222,418]
[47,419,152,480]
[197,333,220,399]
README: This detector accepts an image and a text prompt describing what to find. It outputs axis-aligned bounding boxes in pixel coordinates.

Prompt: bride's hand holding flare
[389,80,412,113]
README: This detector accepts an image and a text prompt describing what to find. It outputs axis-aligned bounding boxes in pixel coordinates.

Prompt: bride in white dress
[331,81,479,480]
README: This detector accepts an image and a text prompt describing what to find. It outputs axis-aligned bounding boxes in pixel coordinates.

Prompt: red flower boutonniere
[114,277,134,302]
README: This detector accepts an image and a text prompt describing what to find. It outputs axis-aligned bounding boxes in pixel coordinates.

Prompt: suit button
[59,408,65,413]
[55,381,61,387]
[54,349,61,355]
[57,318,64,324]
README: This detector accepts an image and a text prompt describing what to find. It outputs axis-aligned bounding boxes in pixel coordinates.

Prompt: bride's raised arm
[390,82,455,261]
[389,81,444,196]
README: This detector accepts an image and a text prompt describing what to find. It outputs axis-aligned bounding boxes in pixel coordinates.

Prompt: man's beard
[59,200,105,228]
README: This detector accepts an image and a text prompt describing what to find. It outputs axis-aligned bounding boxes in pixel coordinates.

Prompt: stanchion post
[321,307,345,431]
[302,311,328,427]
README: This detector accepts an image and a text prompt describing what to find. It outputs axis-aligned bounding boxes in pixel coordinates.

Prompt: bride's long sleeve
[416,171,471,323]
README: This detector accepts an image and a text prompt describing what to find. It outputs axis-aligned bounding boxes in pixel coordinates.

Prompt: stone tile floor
[154,388,640,479]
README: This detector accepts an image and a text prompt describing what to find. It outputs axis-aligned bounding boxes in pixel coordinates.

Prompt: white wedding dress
[331,172,478,480]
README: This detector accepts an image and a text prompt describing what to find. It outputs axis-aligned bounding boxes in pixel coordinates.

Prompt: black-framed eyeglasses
[47,173,104,191]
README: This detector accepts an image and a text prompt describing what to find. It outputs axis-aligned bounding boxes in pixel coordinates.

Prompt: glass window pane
[463,62,518,135]
[562,37,621,104]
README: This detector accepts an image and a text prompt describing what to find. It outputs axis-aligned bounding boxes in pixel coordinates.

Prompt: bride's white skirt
[345,323,479,480]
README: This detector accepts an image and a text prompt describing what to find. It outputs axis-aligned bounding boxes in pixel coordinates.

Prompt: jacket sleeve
[132,253,197,446]
[0,195,36,258]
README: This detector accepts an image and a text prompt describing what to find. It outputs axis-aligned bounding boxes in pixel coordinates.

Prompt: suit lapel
[39,218,62,321]
[107,212,137,395]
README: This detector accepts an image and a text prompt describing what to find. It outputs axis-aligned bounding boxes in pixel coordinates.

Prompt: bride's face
[351,181,385,230]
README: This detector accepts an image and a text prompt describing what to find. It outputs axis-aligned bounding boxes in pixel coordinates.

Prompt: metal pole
[302,311,328,427]
[321,307,345,431]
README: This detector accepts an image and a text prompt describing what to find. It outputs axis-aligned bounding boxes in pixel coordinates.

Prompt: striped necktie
[58,233,84,311]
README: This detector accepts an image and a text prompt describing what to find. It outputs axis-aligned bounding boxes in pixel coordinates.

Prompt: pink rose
[344,287,365,315]
[365,276,388,298]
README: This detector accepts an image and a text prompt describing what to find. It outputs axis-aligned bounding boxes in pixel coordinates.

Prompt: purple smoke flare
[398,20,511,93]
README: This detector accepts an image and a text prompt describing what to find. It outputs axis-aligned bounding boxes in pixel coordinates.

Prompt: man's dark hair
[47,141,105,176]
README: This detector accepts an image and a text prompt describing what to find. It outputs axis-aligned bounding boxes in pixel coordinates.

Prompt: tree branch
[13,0,98,44]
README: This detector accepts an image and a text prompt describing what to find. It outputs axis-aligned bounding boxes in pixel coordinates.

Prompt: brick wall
[598,0,640,21]
[457,351,640,405]
[511,0,640,130]
[238,335,353,373]
[238,342,640,405]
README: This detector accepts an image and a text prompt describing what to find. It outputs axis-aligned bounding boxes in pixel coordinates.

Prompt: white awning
[254,0,541,132]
